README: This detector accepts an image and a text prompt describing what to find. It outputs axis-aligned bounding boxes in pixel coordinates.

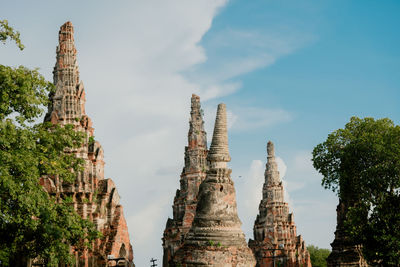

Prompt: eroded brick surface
[172,104,256,267]
[39,21,134,267]
[248,142,311,267]
[162,95,208,266]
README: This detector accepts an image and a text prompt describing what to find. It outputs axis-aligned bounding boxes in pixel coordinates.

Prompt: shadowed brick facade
[326,200,369,267]
[163,94,208,266]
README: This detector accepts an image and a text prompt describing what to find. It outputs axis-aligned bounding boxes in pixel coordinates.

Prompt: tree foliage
[312,116,400,266]
[0,20,24,50]
[307,245,330,267]
[0,22,99,266]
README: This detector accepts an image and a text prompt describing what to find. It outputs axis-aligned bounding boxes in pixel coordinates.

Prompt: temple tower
[40,22,134,267]
[248,141,311,267]
[173,104,256,267]
[163,94,208,266]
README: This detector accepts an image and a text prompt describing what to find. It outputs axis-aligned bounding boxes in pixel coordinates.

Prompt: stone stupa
[249,141,310,267]
[172,103,256,267]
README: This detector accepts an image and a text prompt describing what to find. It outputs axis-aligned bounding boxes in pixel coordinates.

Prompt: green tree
[1,20,24,50]
[307,245,330,267]
[312,117,400,266]
[0,21,99,266]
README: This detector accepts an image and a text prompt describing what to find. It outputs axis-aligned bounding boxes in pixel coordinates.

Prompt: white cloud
[201,82,242,101]
[128,195,171,263]
[184,27,314,100]
[235,160,264,241]
[76,2,229,265]
[276,156,287,179]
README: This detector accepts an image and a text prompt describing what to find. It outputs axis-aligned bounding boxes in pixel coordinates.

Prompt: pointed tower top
[265,140,280,185]
[60,21,74,34]
[267,140,275,157]
[53,21,79,86]
[45,22,85,124]
[187,94,207,149]
[192,93,200,100]
[208,103,231,167]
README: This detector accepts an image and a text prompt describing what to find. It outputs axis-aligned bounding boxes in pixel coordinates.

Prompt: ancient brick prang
[326,200,369,267]
[173,104,256,267]
[248,141,311,267]
[163,94,208,266]
[40,21,134,267]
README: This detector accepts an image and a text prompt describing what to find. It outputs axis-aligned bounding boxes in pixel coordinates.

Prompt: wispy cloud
[184,27,315,100]
[228,107,292,131]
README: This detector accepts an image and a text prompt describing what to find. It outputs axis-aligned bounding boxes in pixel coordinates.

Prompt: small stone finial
[208,103,231,166]
[267,141,275,157]
[188,94,207,149]
[191,93,200,100]
[265,140,280,185]
[46,21,83,124]
[53,21,79,86]
[58,21,75,45]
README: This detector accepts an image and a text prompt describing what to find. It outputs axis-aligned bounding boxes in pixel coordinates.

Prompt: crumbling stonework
[162,94,208,266]
[326,201,369,267]
[40,21,134,267]
[248,141,311,267]
[172,104,256,267]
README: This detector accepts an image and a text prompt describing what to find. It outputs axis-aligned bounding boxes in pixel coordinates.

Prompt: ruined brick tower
[40,21,134,267]
[326,201,369,267]
[173,104,256,267]
[163,94,208,266]
[248,141,311,267]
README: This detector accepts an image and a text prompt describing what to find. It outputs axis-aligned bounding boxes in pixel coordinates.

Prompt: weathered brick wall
[163,94,208,266]
[249,141,311,267]
[172,104,256,267]
[39,21,134,267]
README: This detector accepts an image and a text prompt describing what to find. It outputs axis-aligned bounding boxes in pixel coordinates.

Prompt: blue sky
[1,1,399,266]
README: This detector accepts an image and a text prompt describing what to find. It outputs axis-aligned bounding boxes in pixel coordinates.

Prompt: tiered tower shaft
[249,141,311,267]
[173,104,256,267]
[163,94,208,266]
[40,22,134,267]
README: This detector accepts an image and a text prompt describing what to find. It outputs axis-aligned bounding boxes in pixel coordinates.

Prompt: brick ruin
[30,21,370,267]
[248,141,311,267]
[162,94,208,266]
[326,201,369,267]
[171,103,256,266]
[39,22,134,267]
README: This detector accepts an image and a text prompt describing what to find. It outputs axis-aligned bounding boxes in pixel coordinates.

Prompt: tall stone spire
[39,22,134,267]
[53,21,79,88]
[249,141,311,267]
[45,21,85,125]
[207,103,230,167]
[265,141,282,192]
[173,103,256,266]
[163,94,208,266]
